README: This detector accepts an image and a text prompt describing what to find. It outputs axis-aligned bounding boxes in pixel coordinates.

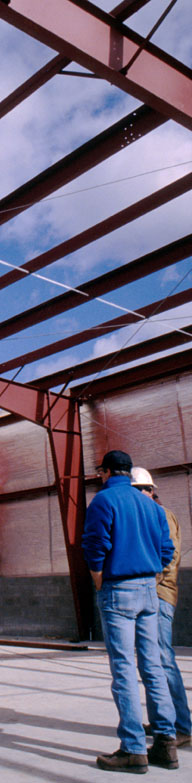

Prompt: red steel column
[0,378,91,639]
[44,393,92,639]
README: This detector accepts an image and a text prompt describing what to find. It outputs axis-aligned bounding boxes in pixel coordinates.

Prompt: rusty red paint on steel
[0,104,166,227]
[0,2,152,120]
[47,401,92,639]
[72,348,192,399]
[1,1,192,129]
[1,286,192,375]
[0,378,68,426]
[0,380,46,422]
[0,229,191,343]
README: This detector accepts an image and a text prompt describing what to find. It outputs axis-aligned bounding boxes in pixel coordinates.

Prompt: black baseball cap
[97,450,132,472]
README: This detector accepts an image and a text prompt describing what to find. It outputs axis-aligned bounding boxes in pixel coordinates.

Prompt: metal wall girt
[1,0,191,129]
[1,286,192,375]
[0,105,166,226]
[0,232,191,340]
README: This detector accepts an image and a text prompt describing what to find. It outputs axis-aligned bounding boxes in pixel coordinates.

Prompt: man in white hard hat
[131,467,191,748]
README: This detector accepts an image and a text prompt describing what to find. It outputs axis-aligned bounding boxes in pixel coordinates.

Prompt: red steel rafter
[0,231,191,340]
[0,2,153,119]
[1,286,192,375]
[0,0,191,129]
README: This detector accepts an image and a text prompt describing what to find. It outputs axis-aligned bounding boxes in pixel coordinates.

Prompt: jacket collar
[103,475,131,489]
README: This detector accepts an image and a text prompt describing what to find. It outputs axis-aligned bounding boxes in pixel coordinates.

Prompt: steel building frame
[0,0,191,636]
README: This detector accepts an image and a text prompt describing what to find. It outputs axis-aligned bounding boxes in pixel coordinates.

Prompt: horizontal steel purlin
[31,324,192,390]
[1,285,192,375]
[0,229,191,341]
[0,165,189,289]
[0,105,166,227]
[1,0,191,129]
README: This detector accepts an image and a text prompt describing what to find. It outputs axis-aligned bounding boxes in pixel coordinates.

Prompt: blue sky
[0,0,191,388]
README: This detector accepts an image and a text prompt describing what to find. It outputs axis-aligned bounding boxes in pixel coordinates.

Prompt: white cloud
[160,265,181,287]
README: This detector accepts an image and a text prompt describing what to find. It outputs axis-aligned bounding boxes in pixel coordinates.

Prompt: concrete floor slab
[0,644,191,782]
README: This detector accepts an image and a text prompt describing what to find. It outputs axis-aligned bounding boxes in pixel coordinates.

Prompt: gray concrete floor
[0,643,191,782]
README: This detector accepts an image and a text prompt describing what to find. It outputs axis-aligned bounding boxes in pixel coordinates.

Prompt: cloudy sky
[0,0,191,388]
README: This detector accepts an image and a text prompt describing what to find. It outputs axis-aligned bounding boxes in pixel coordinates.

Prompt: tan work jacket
[157,506,181,607]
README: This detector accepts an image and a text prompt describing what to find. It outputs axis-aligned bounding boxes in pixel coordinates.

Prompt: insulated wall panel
[0,494,69,576]
[0,419,55,494]
[81,374,192,474]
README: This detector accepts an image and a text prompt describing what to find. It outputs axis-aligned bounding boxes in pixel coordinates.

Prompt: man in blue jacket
[82,450,178,773]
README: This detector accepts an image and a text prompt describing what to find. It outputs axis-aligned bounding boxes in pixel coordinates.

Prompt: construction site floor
[0,642,191,782]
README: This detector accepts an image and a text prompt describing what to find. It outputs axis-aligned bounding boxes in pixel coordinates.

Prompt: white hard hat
[131,466,157,488]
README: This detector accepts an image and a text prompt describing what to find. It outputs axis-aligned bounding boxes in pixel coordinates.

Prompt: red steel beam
[0,54,71,120]
[1,0,191,129]
[0,104,166,227]
[0,2,151,119]
[0,378,63,425]
[29,324,192,390]
[1,286,192,375]
[0,231,191,340]
[72,347,192,398]
[46,396,92,639]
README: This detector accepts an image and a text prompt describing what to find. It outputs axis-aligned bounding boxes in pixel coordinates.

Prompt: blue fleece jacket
[82,476,174,581]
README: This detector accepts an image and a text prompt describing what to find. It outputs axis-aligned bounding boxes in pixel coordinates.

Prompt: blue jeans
[97,578,176,754]
[158,598,191,734]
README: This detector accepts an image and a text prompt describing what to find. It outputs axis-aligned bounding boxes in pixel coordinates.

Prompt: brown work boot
[176,732,191,747]
[97,748,148,773]
[148,734,179,769]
